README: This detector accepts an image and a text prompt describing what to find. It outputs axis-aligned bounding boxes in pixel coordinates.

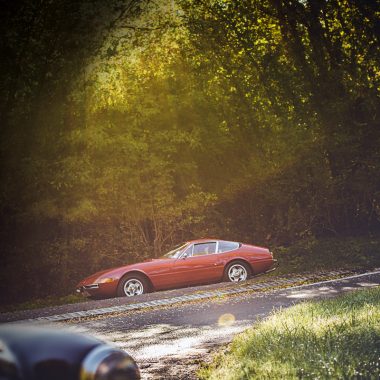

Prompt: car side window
[217,241,240,253]
[182,244,193,257]
[192,242,216,256]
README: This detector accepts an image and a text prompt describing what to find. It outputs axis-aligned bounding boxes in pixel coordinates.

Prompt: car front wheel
[117,274,149,297]
[224,261,250,282]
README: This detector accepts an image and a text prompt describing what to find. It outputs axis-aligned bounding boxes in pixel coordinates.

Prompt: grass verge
[199,286,380,379]
[0,294,84,314]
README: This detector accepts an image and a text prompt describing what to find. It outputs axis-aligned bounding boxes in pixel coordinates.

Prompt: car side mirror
[182,252,189,259]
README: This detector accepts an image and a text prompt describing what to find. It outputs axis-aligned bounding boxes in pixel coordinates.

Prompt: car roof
[186,238,227,244]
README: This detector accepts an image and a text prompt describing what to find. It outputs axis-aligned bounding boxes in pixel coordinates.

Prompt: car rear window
[217,241,240,253]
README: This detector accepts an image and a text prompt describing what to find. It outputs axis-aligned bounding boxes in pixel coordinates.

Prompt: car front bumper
[265,259,278,273]
[76,281,118,297]
[76,284,100,296]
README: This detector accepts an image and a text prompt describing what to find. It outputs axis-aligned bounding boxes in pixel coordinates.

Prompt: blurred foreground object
[0,325,140,380]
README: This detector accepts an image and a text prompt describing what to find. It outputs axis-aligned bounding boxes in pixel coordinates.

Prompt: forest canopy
[0,0,379,303]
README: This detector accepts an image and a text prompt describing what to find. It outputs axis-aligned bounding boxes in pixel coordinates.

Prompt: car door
[143,257,178,290]
[173,242,224,286]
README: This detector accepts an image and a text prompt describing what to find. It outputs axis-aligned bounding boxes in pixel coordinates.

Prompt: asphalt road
[57,270,380,379]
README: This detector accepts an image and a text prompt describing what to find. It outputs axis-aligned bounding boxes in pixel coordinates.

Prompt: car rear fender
[223,258,253,277]
[119,270,154,291]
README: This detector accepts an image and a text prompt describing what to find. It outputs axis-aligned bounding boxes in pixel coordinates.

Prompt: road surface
[51,271,380,378]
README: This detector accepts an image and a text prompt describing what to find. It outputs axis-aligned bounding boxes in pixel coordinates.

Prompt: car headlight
[97,278,115,284]
[80,345,140,380]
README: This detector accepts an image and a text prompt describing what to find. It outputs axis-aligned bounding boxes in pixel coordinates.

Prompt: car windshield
[161,243,188,259]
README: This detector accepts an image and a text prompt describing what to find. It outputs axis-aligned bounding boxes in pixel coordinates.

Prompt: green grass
[199,287,380,379]
[0,293,84,314]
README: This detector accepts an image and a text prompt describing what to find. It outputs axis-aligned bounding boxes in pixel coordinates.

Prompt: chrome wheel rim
[228,264,247,282]
[123,279,144,296]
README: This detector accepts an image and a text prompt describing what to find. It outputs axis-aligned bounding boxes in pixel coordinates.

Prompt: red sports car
[76,239,277,298]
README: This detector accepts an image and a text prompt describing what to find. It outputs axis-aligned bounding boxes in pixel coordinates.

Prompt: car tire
[224,261,251,283]
[117,274,150,297]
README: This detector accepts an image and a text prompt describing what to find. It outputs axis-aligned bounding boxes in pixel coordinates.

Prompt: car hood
[143,258,171,263]
[116,258,172,270]
[77,259,172,286]
[77,268,118,286]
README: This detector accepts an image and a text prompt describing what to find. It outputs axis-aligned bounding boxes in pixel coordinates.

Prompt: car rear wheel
[117,274,150,297]
[224,261,251,282]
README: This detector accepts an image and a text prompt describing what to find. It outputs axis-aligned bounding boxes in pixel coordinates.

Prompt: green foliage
[180,0,380,241]
[274,236,380,274]
[0,0,379,303]
[199,287,380,379]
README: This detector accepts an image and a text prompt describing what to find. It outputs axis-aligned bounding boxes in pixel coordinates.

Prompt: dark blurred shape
[0,325,140,380]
